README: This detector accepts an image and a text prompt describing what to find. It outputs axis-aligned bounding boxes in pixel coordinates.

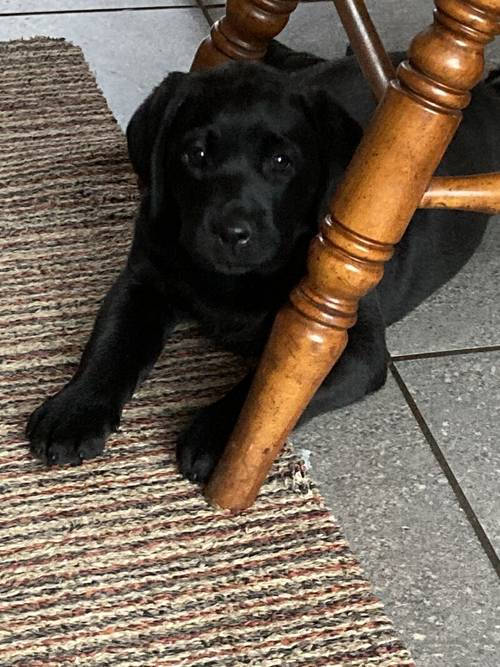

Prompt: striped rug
[0,38,414,666]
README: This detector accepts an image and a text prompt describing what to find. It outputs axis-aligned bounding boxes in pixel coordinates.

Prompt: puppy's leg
[177,374,253,483]
[27,266,177,465]
[301,290,388,422]
[177,293,387,483]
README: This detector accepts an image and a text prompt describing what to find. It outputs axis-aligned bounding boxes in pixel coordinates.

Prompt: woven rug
[0,38,414,666]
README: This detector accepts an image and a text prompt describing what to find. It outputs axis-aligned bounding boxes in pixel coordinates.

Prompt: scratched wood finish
[204,0,500,511]
[421,172,500,214]
[333,0,396,100]
[190,0,299,70]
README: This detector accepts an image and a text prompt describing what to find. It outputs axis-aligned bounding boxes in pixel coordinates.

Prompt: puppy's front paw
[26,385,119,466]
[176,404,237,483]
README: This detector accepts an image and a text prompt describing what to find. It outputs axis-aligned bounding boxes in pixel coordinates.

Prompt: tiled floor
[1,1,499,665]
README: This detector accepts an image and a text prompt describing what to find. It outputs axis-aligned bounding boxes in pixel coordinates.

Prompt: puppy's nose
[217,222,251,247]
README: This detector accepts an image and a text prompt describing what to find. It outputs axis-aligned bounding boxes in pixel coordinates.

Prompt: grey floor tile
[387,221,500,356]
[0,8,209,128]
[0,1,191,12]
[279,1,352,60]
[396,351,500,554]
[293,376,500,667]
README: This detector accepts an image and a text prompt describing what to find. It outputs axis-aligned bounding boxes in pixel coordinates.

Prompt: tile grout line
[389,361,500,578]
[391,344,500,362]
[0,2,231,18]
[0,5,202,17]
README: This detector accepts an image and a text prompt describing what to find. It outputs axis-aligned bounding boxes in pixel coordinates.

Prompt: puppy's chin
[206,261,258,277]
[190,251,273,276]
[184,243,281,277]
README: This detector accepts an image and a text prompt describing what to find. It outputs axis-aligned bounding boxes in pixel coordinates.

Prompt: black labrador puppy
[26,44,500,482]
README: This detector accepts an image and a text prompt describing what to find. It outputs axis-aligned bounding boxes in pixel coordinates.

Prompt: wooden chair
[190,0,500,511]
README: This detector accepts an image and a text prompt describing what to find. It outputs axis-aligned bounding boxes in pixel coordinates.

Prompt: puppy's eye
[270,153,292,170]
[181,146,207,169]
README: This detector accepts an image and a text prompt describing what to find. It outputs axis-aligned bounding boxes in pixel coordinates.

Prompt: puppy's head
[127,62,361,276]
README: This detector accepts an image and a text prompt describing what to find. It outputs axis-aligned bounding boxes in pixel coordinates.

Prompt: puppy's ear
[126,72,188,189]
[297,88,363,175]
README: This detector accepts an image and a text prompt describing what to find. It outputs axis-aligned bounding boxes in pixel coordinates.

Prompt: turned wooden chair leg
[191,0,299,70]
[204,0,500,512]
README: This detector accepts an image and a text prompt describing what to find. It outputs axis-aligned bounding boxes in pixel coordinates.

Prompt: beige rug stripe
[0,38,414,666]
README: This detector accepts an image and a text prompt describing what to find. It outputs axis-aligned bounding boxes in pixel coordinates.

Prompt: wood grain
[421,172,500,214]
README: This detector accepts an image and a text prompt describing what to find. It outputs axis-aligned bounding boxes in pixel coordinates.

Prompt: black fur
[27,45,500,483]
